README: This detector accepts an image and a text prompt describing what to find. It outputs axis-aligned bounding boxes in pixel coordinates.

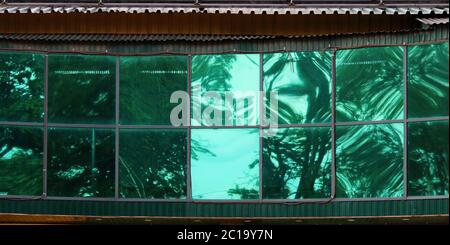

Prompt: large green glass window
[191,54,260,126]
[263,52,332,124]
[0,53,44,122]
[336,46,404,122]
[336,123,404,198]
[48,54,116,124]
[119,128,187,199]
[47,128,115,197]
[0,126,43,196]
[120,56,187,125]
[408,120,449,196]
[408,42,449,118]
[191,128,260,199]
[262,127,331,199]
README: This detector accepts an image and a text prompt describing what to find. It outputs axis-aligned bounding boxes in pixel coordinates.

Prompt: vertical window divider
[115,56,120,200]
[403,45,408,199]
[43,54,48,198]
[331,48,337,199]
[259,52,264,202]
[187,54,192,202]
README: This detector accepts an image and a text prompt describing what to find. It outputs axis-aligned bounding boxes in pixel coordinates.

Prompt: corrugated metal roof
[0,34,280,42]
[0,6,448,15]
[417,18,450,25]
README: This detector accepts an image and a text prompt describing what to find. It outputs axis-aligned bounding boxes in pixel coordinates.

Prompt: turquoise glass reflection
[408,120,449,196]
[408,42,449,118]
[336,123,404,198]
[263,127,332,199]
[191,54,260,126]
[264,52,332,124]
[0,126,43,196]
[120,56,188,125]
[119,128,187,199]
[336,46,404,122]
[48,54,116,124]
[191,128,260,199]
[0,52,44,122]
[47,127,115,197]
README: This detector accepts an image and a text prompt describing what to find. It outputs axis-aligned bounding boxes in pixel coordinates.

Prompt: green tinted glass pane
[0,126,42,196]
[336,46,404,122]
[120,56,187,125]
[408,120,449,196]
[191,128,259,199]
[264,52,332,124]
[408,42,449,118]
[336,123,404,198]
[263,127,331,199]
[48,54,115,124]
[47,128,115,197]
[119,128,187,199]
[0,53,44,122]
[191,54,260,126]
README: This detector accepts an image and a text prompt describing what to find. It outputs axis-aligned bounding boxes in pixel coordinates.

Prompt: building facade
[0,0,449,223]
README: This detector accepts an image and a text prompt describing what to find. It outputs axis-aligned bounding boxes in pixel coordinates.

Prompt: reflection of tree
[336,124,404,198]
[336,47,404,121]
[408,121,449,196]
[119,130,187,199]
[408,42,449,118]
[0,53,44,122]
[0,127,42,195]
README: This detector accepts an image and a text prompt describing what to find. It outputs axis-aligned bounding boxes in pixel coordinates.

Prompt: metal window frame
[0,41,449,203]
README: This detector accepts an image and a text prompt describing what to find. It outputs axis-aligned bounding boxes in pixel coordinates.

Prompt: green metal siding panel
[0,199,448,217]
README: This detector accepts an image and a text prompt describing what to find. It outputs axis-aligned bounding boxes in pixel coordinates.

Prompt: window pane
[191,54,260,126]
[408,42,449,118]
[0,126,42,196]
[408,120,449,196]
[191,128,259,199]
[336,123,404,198]
[336,46,404,122]
[47,127,115,197]
[263,127,331,199]
[120,56,187,125]
[119,128,187,199]
[264,52,332,124]
[0,53,44,122]
[48,54,116,124]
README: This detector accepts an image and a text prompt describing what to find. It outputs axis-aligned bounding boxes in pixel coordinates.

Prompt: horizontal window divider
[268,123,333,128]
[189,125,260,129]
[335,119,404,126]
[47,123,116,129]
[0,121,44,127]
[2,195,447,203]
[407,117,450,123]
[118,125,189,129]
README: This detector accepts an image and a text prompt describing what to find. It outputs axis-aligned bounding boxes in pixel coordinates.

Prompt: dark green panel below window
[48,54,116,124]
[408,120,449,196]
[263,51,332,124]
[0,126,43,196]
[0,52,44,122]
[336,123,404,198]
[119,128,187,199]
[336,46,404,122]
[408,42,449,118]
[47,127,115,198]
[191,128,260,199]
[120,56,188,125]
[262,127,331,199]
